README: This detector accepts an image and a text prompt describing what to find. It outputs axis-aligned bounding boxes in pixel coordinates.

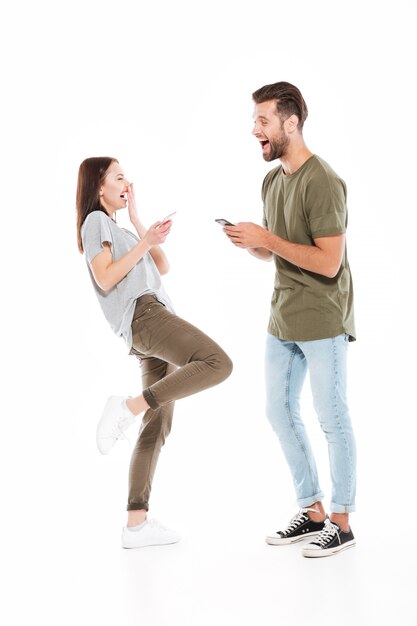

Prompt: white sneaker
[96,396,136,455]
[122,519,181,549]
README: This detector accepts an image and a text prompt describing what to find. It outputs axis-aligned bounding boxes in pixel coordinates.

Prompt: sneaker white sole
[303,538,356,558]
[122,533,181,549]
[266,530,322,546]
[122,538,180,549]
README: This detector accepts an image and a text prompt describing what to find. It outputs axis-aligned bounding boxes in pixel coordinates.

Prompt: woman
[76,157,233,549]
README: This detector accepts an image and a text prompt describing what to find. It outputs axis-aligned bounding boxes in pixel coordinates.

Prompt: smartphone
[156,212,176,228]
[215,218,235,226]
[161,211,176,223]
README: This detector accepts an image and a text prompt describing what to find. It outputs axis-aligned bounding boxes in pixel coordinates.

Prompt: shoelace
[313,520,341,546]
[106,416,132,445]
[281,507,319,536]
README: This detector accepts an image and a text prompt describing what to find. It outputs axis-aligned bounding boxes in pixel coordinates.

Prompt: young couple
[76,81,356,559]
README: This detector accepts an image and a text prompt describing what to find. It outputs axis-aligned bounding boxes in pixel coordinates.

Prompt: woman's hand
[126,181,172,275]
[127,182,140,226]
[143,220,172,247]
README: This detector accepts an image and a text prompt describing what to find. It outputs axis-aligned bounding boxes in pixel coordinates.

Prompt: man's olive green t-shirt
[262,155,355,342]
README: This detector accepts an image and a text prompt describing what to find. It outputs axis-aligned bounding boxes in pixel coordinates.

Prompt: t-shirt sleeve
[262,206,268,228]
[82,211,114,264]
[305,172,347,238]
[261,171,272,228]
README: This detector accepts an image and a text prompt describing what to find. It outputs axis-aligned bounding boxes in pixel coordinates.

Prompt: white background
[1,1,416,624]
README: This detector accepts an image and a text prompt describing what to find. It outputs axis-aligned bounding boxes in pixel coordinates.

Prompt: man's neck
[280,144,314,176]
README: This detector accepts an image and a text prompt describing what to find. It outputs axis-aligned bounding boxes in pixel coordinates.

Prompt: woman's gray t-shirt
[81,210,174,350]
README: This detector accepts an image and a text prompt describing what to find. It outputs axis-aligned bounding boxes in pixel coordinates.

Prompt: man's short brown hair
[252,81,308,130]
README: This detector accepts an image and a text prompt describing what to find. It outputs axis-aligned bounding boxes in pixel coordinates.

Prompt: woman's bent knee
[212,351,233,383]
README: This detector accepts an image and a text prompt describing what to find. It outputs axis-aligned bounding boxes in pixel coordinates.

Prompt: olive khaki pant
[127,295,233,511]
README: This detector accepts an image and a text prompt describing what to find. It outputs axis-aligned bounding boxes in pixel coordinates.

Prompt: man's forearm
[248,246,273,261]
[262,230,342,278]
[225,222,343,277]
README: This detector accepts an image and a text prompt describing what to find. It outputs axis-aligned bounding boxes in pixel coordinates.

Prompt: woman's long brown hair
[76,156,118,253]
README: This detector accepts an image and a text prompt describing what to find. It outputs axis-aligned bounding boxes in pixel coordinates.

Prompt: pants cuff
[297,491,325,508]
[143,387,159,411]
[330,503,356,513]
[127,502,149,511]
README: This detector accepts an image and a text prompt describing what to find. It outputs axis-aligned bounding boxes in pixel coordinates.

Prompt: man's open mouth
[260,140,270,150]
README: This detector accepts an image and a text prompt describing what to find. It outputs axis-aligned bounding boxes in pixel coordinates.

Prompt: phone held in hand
[215,218,235,226]
[161,211,176,223]
[156,212,176,228]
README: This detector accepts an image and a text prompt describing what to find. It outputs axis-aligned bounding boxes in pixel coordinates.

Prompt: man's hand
[223,222,269,248]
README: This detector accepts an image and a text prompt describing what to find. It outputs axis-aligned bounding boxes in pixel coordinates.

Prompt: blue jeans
[265,333,356,513]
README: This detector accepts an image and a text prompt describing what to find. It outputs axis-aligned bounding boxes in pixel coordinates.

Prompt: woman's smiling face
[99,162,131,215]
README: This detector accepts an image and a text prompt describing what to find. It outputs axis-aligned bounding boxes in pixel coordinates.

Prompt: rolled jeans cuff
[297,491,325,509]
[143,387,159,411]
[330,503,356,514]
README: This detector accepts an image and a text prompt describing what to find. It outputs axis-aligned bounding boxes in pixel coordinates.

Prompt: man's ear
[284,114,299,134]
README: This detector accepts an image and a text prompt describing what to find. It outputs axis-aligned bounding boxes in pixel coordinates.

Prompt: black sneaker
[265,509,327,545]
[302,520,356,558]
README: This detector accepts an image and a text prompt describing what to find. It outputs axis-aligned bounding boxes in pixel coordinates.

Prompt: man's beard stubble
[263,132,290,162]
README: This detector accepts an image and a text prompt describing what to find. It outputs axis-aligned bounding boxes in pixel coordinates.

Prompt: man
[224,81,356,558]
